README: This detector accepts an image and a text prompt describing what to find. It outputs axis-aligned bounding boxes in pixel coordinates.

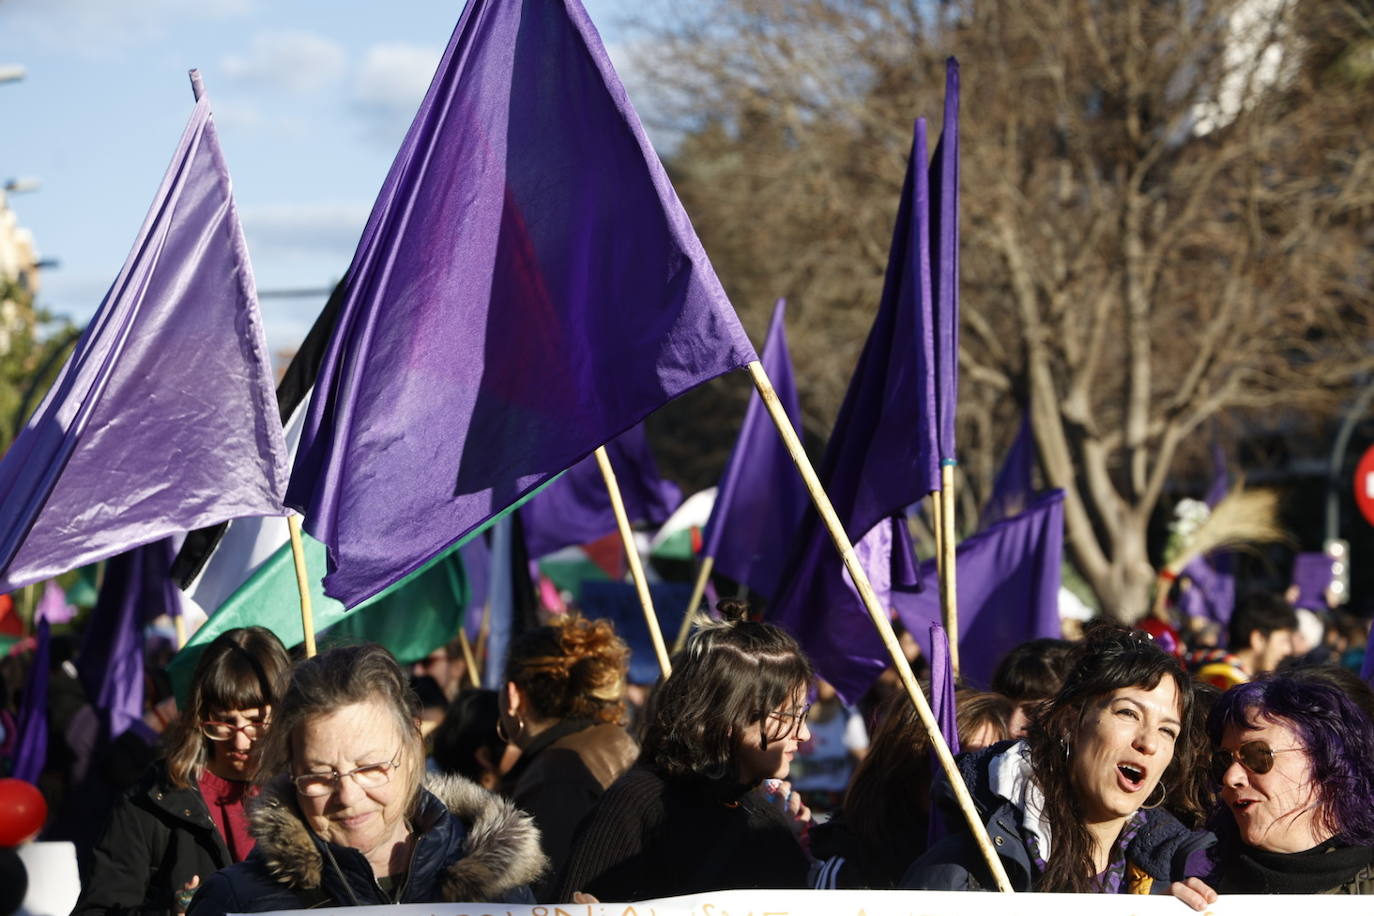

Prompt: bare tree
[630,0,1374,618]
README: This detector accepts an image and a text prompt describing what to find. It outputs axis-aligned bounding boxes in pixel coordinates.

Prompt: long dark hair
[638,600,812,787]
[1026,623,1195,893]
[1209,675,1374,846]
[165,627,291,787]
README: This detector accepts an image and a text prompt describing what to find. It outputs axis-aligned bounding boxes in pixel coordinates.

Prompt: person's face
[1069,679,1181,825]
[205,706,270,779]
[1008,702,1035,739]
[1217,717,1328,853]
[963,721,1003,752]
[292,700,414,862]
[1252,629,1296,674]
[735,686,811,784]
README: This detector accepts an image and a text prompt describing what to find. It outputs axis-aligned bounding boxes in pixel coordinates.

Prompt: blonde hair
[504,615,630,724]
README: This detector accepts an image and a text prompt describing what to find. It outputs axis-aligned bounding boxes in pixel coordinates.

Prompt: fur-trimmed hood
[246,770,546,903]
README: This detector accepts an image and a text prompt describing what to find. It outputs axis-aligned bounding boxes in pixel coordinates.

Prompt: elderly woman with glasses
[74,627,290,916]
[1171,675,1374,907]
[188,644,544,914]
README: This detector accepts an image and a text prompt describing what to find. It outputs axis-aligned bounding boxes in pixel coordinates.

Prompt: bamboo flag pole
[939,461,961,677]
[673,554,714,654]
[173,615,187,651]
[458,629,481,688]
[595,446,672,678]
[747,360,1013,893]
[930,490,945,569]
[286,515,317,658]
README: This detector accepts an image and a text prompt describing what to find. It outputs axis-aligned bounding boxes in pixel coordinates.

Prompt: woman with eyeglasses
[553,601,815,902]
[902,623,1215,894]
[1171,676,1374,907]
[187,643,543,914]
[73,626,291,916]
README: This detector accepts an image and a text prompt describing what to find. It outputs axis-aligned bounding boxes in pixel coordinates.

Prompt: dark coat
[71,762,231,916]
[502,719,637,900]
[187,772,545,915]
[901,742,1215,893]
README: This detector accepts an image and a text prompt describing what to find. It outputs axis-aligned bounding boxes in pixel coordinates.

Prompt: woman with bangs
[74,627,291,916]
[1171,676,1374,906]
[554,600,815,902]
[903,623,1214,894]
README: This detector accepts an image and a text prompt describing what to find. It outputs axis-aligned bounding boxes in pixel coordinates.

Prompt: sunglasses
[1211,741,1304,783]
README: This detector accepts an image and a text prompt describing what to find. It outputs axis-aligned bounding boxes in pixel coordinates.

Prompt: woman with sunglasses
[187,643,543,914]
[1171,676,1374,907]
[74,627,291,916]
[903,623,1214,893]
[554,601,815,902]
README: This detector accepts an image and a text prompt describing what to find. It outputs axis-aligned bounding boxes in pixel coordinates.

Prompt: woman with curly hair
[498,615,637,897]
[554,601,814,902]
[1172,675,1374,907]
[903,624,1214,894]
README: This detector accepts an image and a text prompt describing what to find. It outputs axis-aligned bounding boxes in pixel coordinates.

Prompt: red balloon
[0,778,46,847]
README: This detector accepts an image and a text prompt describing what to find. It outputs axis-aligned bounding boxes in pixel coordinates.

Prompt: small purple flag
[36,580,76,626]
[931,58,960,460]
[521,424,682,560]
[770,120,941,705]
[701,300,808,599]
[1178,443,1234,625]
[895,490,1065,690]
[286,0,757,607]
[980,414,1034,529]
[78,538,180,739]
[1291,553,1334,613]
[11,618,50,783]
[0,91,288,591]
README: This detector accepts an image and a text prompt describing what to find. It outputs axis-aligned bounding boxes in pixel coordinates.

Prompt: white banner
[244,887,1372,916]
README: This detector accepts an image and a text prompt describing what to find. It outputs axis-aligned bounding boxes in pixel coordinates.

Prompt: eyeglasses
[1211,741,1304,783]
[201,720,268,741]
[769,703,813,737]
[292,753,403,797]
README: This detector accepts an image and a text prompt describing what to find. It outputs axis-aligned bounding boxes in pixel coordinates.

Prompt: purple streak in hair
[1208,676,1374,845]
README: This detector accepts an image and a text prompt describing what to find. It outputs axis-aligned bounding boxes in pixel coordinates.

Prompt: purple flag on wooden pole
[770,120,941,704]
[931,58,960,461]
[521,424,682,560]
[701,300,808,599]
[77,538,180,739]
[0,90,288,592]
[927,621,959,845]
[895,490,1065,689]
[1178,443,1234,625]
[285,0,757,607]
[11,618,50,783]
[980,414,1034,530]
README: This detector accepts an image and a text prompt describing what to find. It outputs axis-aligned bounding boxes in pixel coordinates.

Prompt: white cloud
[221,30,346,94]
[241,201,371,257]
[4,0,256,54]
[350,42,441,141]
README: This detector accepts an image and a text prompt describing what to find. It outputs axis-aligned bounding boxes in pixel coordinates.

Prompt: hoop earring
[496,716,524,745]
[1141,780,1167,810]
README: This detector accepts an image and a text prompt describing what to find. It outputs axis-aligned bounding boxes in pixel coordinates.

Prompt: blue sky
[0,0,637,361]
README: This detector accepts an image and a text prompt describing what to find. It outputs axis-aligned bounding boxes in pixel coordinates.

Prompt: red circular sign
[1355,444,1374,527]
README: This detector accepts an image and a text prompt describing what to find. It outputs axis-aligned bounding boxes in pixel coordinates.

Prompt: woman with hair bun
[498,615,637,897]
[554,600,814,902]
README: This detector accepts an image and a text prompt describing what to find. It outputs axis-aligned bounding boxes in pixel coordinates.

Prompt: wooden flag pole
[595,446,672,678]
[475,602,492,672]
[930,490,946,571]
[673,554,714,654]
[173,615,187,651]
[939,462,961,677]
[746,360,1013,893]
[458,629,481,688]
[286,515,317,658]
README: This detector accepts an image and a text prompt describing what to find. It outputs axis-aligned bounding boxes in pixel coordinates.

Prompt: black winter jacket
[901,741,1215,893]
[71,761,231,916]
[187,772,545,914]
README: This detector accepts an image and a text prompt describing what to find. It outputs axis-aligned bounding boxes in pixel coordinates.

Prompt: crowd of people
[3,584,1373,912]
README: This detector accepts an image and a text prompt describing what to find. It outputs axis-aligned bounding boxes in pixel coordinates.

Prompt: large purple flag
[980,414,1034,529]
[931,58,960,460]
[701,300,808,599]
[521,424,682,560]
[0,92,288,592]
[78,539,180,739]
[770,120,941,705]
[1178,443,1234,625]
[11,618,50,783]
[895,490,1065,690]
[285,0,757,607]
